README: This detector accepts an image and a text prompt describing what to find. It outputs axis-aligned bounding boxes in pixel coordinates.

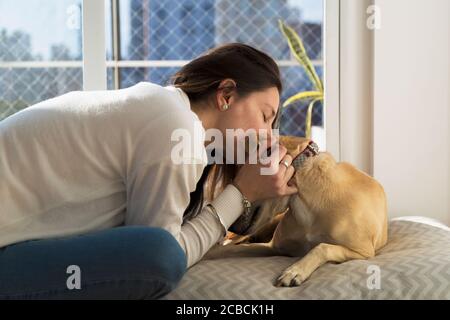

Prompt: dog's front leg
[232,212,287,245]
[202,242,278,261]
[275,243,367,287]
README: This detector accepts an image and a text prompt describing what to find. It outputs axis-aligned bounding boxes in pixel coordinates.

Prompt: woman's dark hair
[169,43,283,224]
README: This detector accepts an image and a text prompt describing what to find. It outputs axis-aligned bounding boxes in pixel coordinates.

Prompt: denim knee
[125,226,187,288]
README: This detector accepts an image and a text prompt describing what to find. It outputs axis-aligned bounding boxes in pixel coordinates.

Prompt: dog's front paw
[275,266,308,287]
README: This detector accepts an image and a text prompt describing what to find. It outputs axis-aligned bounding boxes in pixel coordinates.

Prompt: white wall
[373,0,450,224]
[340,0,374,174]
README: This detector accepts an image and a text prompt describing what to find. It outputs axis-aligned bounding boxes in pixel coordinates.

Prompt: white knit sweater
[0,82,245,268]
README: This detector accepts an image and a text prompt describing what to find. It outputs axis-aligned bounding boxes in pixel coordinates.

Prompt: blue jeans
[0,226,187,299]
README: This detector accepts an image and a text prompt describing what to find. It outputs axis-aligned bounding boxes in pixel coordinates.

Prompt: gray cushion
[164,218,450,299]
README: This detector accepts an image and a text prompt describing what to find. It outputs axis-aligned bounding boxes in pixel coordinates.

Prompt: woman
[0,43,298,299]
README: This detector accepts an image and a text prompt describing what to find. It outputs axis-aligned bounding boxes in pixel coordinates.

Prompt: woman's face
[215,86,280,161]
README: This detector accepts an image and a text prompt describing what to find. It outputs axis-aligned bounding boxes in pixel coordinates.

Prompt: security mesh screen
[0,0,83,121]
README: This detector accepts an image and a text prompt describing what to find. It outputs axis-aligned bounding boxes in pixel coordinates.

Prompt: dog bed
[163,217,450,299]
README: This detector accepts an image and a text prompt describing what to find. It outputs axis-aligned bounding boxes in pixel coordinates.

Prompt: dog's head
[229,135,333,235]
[282,136,337,198]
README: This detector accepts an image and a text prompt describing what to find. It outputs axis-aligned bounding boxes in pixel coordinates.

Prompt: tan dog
[203,135,388,287]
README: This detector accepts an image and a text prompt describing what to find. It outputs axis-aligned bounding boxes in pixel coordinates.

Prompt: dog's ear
[316,153,334,173]
[317,161,330,172]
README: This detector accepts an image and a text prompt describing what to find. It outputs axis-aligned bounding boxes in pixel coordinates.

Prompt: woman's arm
[125,160,244,268]
[176,184,244,267]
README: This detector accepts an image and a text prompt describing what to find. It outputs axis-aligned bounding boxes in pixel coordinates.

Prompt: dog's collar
[292,141,319,169]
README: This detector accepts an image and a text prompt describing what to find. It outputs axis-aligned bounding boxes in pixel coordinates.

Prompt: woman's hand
[232,143,298,203]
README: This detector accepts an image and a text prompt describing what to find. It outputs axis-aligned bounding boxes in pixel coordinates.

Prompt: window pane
[280,65,323,137]
[117,0,321,61]
[107,0,324,138]
[119,66,179,88]
[0,0,83,121]
[0,68,82,119]
[0,0,82,61]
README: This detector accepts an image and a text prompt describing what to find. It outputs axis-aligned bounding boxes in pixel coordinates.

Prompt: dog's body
[203,135,388,287]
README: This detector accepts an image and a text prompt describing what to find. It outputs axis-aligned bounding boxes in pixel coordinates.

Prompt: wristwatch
[242,195,252,217]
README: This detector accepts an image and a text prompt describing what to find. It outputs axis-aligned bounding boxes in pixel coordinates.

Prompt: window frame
[82,0,106,90]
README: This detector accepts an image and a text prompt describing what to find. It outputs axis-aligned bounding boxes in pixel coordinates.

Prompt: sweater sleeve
[125,160,245,268]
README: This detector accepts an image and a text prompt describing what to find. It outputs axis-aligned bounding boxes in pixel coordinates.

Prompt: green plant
[278,19,324,139]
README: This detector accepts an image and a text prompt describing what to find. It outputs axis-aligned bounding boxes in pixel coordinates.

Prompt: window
[0,0,83,121]
[106,0,324,138]
[1,0,325,140]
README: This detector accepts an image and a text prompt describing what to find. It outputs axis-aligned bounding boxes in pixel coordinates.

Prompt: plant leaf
[283,91,323,108]
[278,19,323,92]
[305,97,323,139]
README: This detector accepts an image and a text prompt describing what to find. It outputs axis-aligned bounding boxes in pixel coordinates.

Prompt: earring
[222,103,229,111]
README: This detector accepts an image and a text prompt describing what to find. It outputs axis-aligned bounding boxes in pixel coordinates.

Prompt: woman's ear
[217,78,237,107]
